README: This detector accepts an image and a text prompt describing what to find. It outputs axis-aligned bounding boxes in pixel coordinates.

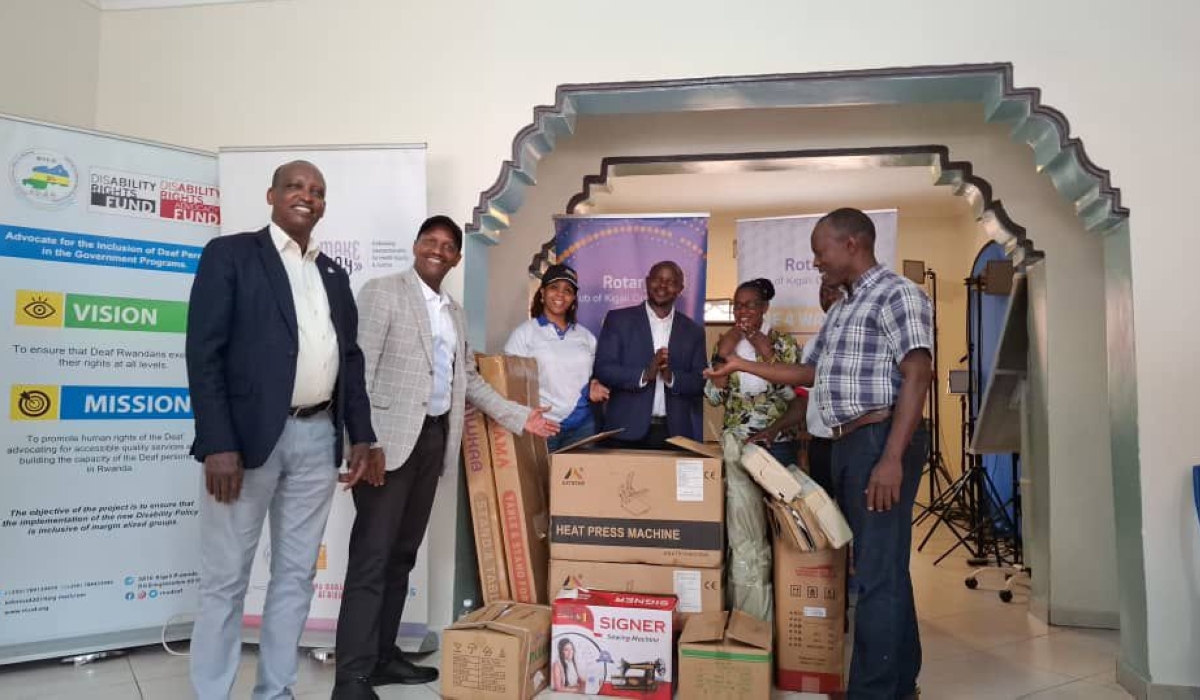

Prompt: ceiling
[584,164,972,218]
[84,0,264,10]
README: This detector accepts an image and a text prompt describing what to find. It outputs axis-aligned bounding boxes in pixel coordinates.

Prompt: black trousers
[609,417,672,451]
[335,414,447,678]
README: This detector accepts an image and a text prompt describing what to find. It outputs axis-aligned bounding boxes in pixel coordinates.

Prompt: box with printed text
[549,436,724,567]
[550,586,676,700]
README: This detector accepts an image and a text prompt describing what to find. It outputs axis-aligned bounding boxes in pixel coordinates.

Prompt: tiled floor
[0,519,1128,700]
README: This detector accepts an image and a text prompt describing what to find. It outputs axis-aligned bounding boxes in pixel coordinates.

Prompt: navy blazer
[185,227,375,470]
[593,303,707,442]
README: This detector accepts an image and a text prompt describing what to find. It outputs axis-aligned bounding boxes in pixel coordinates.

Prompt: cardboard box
[678,610,773,700]
[441,602,552,700]
[547,559,722,619]
[551,587,676,699]
[478,354,551,604]
[462,402,511,605]
[549,436,724,567]
[765,497,828,552]
[740,443,803,501]
[744,443,852,549]
[773,540,847,694]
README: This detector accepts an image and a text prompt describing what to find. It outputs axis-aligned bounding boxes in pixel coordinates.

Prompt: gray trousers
[190,414,337,700]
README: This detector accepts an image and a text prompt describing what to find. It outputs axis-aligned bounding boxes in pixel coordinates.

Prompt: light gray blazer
[357,268,529,473]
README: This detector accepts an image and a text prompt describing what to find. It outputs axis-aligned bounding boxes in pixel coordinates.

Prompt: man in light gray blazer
[331,216,558,700]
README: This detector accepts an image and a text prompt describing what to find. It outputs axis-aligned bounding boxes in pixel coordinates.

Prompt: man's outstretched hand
[703,355,745,379]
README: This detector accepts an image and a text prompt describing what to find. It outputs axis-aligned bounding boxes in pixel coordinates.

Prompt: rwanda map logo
[11,149,78,206]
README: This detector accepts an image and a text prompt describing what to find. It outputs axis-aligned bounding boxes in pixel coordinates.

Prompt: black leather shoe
[370,654,439,686]
[331,676,379,700]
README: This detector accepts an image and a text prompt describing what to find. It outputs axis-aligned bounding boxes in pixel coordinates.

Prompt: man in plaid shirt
[708,208,932,700]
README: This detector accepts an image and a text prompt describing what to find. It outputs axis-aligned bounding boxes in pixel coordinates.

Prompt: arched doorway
[461,63,1144,692]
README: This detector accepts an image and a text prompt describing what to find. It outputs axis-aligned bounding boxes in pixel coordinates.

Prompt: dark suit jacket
[185,227,375,470]
[593,303,707,441]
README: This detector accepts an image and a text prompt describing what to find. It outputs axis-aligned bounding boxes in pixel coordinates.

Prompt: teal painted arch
[466,63,1127,245]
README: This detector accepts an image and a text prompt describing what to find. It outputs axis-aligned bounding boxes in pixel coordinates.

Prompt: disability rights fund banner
[554,215,709,337]
[218,145,427,648]
[0,114,219,662]
[736,210,897,337]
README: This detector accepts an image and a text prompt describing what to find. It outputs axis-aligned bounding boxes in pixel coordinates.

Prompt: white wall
[0,0,100,128]
[3,0,1190,685]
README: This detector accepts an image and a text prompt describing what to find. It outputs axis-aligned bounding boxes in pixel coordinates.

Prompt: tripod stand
[911,268,971,555]
[915,275,1024,570]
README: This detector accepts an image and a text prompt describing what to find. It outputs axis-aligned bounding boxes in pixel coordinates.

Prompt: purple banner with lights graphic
[554,215,708,337]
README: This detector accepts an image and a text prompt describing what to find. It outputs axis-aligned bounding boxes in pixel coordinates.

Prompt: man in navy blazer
[593,260,707,448]
[185,160,375,700]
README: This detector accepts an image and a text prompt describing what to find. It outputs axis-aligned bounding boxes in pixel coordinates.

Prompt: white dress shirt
[269,223,338,407]
[644,301,675,417]
[418,275,457,416]
[802,337,832,439]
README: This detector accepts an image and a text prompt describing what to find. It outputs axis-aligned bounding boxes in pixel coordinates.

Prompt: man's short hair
[647,260,684,285]
[818,207,876,246]
[417,215,463,251]
[270,160,319,189]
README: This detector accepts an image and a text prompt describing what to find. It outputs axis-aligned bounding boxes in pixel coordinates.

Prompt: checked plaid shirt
[805,264,933,429]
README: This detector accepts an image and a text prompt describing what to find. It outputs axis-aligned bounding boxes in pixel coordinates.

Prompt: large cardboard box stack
[551,586,676,699]
[441,602,552,700]
[547,436,725,619]
[772,540,847,693]
[462,403,510,604]
[471,354,551,604]
[678,610,773,700]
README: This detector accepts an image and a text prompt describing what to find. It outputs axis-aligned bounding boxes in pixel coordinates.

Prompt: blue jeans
[766,440,798,468]
[832,420,928,700]
[547,415,596,452]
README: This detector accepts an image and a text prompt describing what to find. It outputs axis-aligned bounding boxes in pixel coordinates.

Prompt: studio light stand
[902,262,972,561]
[902,261,956,517]
[921,274,1023,575]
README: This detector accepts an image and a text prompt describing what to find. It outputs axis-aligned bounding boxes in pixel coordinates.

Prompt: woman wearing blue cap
[504,264,609,451]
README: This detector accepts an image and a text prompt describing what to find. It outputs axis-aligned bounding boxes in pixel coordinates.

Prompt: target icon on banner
[19,390,52,417]
[10,385,59,421]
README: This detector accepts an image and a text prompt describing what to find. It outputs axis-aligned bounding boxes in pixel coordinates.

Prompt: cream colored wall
[0,0,100,128]
[4,0,1189,683]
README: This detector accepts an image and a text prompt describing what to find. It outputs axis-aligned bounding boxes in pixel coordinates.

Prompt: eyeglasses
[732,301,765,311]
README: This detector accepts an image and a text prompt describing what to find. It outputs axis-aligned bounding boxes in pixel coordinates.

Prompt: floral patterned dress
[703,328,801,441]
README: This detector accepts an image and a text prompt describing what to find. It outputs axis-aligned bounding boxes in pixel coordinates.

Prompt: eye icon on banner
[11,385,59,421]
[15,290,64,327]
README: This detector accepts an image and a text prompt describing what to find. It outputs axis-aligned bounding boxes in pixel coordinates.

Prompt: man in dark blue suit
[185,160,376,700]
[593,260,707,448]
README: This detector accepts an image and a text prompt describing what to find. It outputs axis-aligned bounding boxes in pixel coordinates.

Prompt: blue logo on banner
[124,576,135,586]
[125,592,135,601]
[59,386,192,420]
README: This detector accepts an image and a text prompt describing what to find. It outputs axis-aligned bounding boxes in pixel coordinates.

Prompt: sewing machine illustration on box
[610,658,666,691]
